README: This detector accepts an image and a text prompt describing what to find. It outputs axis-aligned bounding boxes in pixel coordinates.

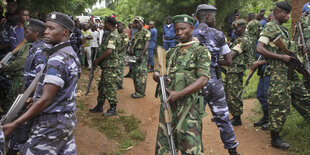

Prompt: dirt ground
[75,67,288,155]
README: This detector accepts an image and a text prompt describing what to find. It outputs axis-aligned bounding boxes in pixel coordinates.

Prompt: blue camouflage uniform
[148,27,157,68]
[70,27,83,58]
[8,40,48,152]
[163,23,176,50]
[20,41,81,154]
[193,23,239,149]
[8,25,25,50]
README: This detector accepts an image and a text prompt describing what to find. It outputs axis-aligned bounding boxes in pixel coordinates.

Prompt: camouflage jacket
[165,42,211,104]
[100,28,120,68]
[132,27,150,55]
[246,19,262,64]
[228,34,251,74]
[119,32,128,56]
[259,20,297,74]
[0,43,31,77]
[295,12,310,66]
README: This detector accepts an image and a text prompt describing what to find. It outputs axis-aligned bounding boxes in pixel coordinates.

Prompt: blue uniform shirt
[149,27,158,49]
[8,26,25,50]
[33,41,81,114]
[163,23,176,42]
[193,23,230,79]
[23,40,48,89]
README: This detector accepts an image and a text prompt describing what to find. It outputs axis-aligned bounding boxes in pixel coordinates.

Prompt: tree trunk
[291,0,308,34]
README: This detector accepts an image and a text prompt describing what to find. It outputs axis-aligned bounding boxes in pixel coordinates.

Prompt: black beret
[46,12,74,32]
[104,16,117,26]
[276,1,291,13]
[25,18,45,31]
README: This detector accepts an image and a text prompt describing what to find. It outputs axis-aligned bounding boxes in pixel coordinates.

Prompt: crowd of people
[0,0,309,155]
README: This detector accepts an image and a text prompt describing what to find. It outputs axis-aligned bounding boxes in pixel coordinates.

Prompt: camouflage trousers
[132,53,147,97]
[98,67,118,105]
[155,101,204,155]
[203,77,238,149]
[8,118,33,151]
[225,73,244,117]
[20,112,77,155]
[268,71,310,132]
[117,55,125,88]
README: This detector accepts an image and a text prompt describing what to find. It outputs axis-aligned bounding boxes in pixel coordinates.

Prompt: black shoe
[148,69,154,73]
[271,131,290,149]
[7,149,18,155]
[228,147,240,155]
[89,104,103,113]
[124,72,132,78]
[102,105,117,116]
[261,123,269,130]
[254,110,269,127]
[117,85,123,90]
[131,94,143,98]
[231,116,242,126]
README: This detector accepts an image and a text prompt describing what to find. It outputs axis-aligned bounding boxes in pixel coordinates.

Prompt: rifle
[0,52,13,69]
[296,21,310,71]
[273,36,310,83]
[0,42,71,125]
[235,55,263,99]
[85,48,98,96]
[157,46,177,155]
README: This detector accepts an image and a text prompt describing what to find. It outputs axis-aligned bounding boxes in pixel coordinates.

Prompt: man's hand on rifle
[165,88,182,103]
[137,55,143,62]
[251,61,261,70]
[93,58,100,67]
[280,54,292,63]
[26,97,34,110]
[3,121,18,137]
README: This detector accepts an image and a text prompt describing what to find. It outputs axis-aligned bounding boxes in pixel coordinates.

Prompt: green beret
[172,14,195,25]
[276,1,291,13]
[232,19,247,27]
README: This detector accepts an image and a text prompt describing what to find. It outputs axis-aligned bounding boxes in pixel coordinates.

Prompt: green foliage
[19,0,97,16]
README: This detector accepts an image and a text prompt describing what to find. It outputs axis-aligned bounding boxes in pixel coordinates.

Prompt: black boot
[89,103,103,113]
[261,123,269,130]
[254,110,269,127]
[148,66,154,73]
[228,147,240,155]
[102,104,117,116]
[271,131,290,149]
[231,116,242,126]
[7,148,18,155]
[124,70,132,78]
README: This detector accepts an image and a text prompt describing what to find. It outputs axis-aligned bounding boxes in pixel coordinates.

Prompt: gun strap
[132,29,145,50]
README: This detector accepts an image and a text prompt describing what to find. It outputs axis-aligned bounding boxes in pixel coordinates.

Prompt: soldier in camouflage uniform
[130,16,150,98]
[7,18,48,155]
[153,14,211,155]
[294,8,310,92]
[193,4,240,155]
[89,17,120,116]
[3,12,80,154]
[225,19,251,126]
[257,1,310,149]
[246,13,262,66]
[116,22,128,89]
[0,42,31,111]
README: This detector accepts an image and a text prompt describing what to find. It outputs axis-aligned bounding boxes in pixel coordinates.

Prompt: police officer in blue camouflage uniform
[3,12,80,154]
[193,4,240,155]
[7,18,49,155]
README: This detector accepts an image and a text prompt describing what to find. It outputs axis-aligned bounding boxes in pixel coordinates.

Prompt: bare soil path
[75,67,288,155]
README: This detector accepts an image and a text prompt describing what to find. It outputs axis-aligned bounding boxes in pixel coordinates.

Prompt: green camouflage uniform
[98,29,120,105]
[295,12,310,92]
[155,42,211,155]
[259,20,310,132]
[225,34,251,117]
[0,43,31,111]
[246,19,262,66]
[132,28,150,97]
[117,32,128,88]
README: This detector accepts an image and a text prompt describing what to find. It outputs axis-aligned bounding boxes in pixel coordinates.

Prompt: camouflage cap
[232,19,247,27]
[133,16,144,23]
[275,1,291,13]
[172,14,195,25]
